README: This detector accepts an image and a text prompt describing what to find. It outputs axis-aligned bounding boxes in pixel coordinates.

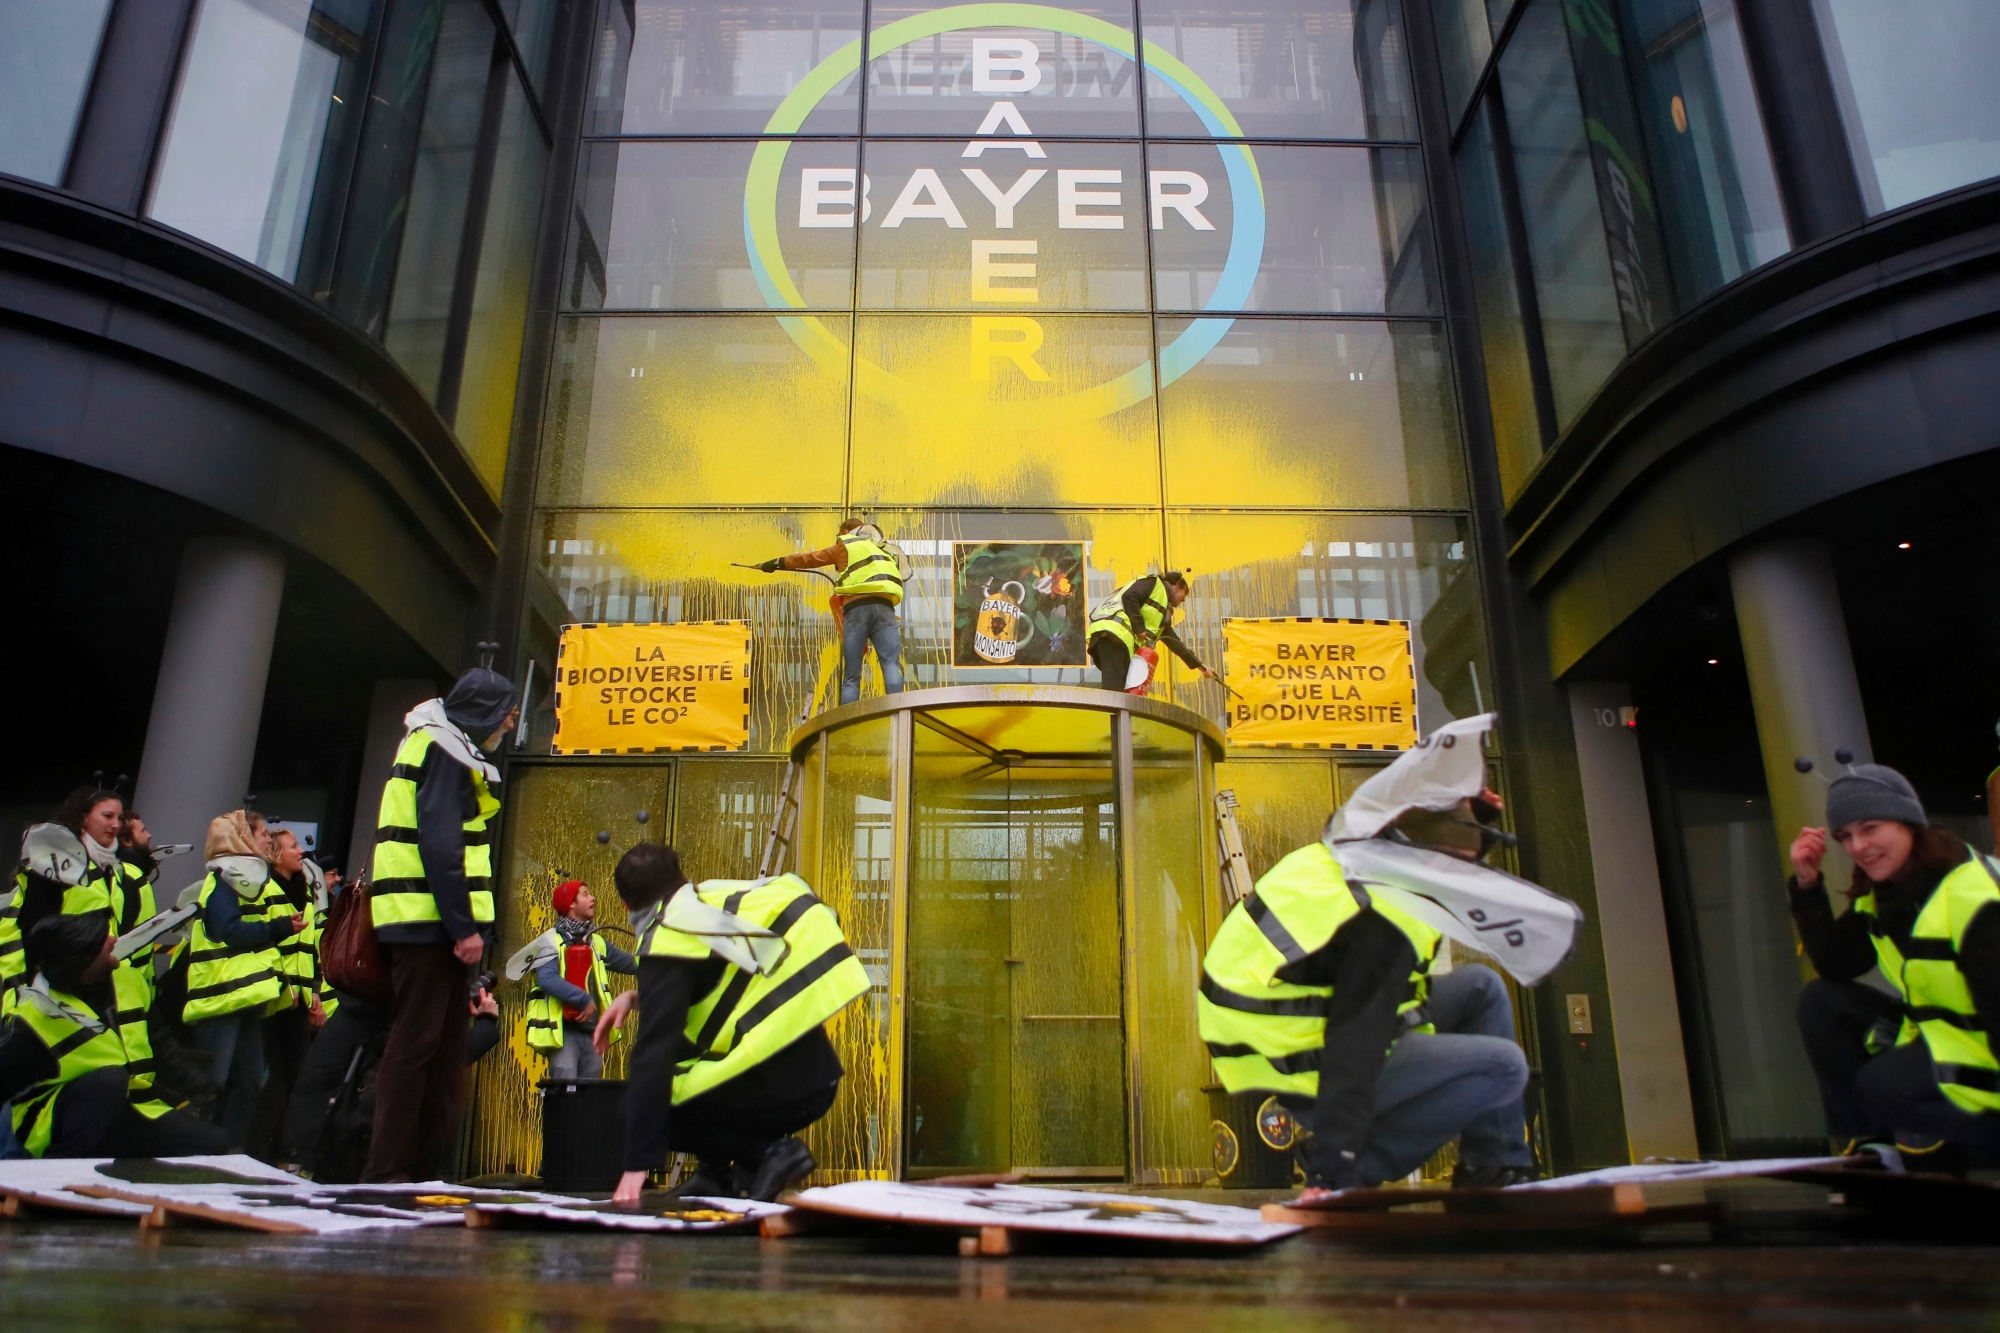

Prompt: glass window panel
[149,0,383,283]
[1429,0,1491,119]
[587,0,864,136]
[830,509,1165,690]
[1619,0,1786,306]
[1158,317,1463,508]
[1148,142,1434,314]
[498,0,558,91]
[1211,756,1335,881]
[857,140,1147,311]
[539,315,850,506]
[1139,0,1416,140]
[1455,98,1544,495]
[866,1,1141,137]
[568,140,859,311]
[536,509,848,750]
[381,0,497,400]
[1811,0,2000,214]
[1164,511,1485,725]
[0,0,112,185]
[1495,0,1625,428]
[454,70,549,496]
[1128,715,1211,1179]
[848,314,1159,506]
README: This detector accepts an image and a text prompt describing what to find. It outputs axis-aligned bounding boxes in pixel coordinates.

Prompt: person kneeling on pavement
[1199,790,1537,1193]
[595,844,870,1203]
[511,878,637,1081]
[1789,764,2000,1171]
[0,913,228,1157]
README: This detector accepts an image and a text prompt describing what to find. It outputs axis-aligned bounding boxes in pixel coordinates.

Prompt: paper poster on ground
[553,621,751,754]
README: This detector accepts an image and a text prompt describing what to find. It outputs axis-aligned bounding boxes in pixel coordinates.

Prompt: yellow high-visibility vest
[370,730,500,931]
[1198,841,1441,1099]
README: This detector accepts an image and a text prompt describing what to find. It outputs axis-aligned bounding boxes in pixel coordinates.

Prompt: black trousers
[285,1001,385,1173]
[669,1081,839,1166]
[364,945,469,1182]
[247,1005,314,1162]
[44,1066,231,1158]
[1088,634,1130,692]
[1797,978,2000,1152]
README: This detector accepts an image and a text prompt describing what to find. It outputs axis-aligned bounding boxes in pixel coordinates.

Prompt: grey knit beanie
[1825,764,1926,833]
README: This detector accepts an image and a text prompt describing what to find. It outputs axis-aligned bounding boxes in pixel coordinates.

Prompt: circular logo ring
[742,2,1265,421]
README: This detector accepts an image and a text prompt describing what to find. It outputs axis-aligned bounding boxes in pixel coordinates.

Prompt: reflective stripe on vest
[832,535,904,605]
[183,872,287,1023]
[525,929,622,1050]
[370,730,501,930]
[1088,578,1172,653]
[1856,848,2000,1114]
[115,861,157,937]
[1197,841,1442,1099]
[276,900,320,1001]
[10,982,170,1157]
[60,861,123,933]
[0,872,22,994]
[637,874,869,1104]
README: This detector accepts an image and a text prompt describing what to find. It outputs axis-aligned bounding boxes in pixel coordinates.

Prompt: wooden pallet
[2,1188,152,1221]
[70,1185,316,1233]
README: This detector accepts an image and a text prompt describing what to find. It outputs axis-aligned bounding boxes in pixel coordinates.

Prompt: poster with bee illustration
[951,542,1088,668]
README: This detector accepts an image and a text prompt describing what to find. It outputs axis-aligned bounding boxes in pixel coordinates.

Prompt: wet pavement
[4,1182,1998,1331]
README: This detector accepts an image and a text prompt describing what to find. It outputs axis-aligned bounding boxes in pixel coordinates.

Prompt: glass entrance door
[905,706,1127,1177]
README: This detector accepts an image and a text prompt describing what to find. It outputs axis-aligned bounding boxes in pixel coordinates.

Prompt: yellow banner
[552,621,751,754]
[1223,618,1419,751]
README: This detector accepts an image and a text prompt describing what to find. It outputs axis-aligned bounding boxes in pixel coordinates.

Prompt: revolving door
[788,686,1224,1185]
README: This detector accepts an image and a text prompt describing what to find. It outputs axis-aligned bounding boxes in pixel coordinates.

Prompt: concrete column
[344,679,442,880]
[1568,683,1700,1162]
[1729,539,1873,889]
[133,537,288,849]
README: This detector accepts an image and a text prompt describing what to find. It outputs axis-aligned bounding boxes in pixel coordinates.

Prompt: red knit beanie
[552,879,584,917]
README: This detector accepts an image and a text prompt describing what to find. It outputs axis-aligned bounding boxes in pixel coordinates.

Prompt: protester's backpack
[320,879,393,1005]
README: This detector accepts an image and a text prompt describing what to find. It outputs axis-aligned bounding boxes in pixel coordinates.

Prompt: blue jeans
[1351,965,1534,1184]
[840,600,904,705]
[193,1009,268,1146]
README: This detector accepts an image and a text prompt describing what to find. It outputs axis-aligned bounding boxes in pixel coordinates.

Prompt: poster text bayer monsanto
[1224,619,1418,751]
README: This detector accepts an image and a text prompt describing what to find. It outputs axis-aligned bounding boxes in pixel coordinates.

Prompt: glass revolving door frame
[788,684,1225,1182]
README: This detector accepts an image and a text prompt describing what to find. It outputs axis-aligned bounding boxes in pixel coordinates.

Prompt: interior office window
[857,140,1149,311]
[1811,0,2000,214]
[567,140,859,311]
[1620,0,1786,305]
[1428,0,1491,120]
[0,0,113,185]
[1455,99,1543,495]
[1494,0,1628,429]
[1148,143,1435,314]
[865,2,1140,138]
[1139,0,1417,141]
[382,0,496,401]
[1156,317,1464,510]
[454,70,549,496]
[587,0,865,136]
[150,0,382,282]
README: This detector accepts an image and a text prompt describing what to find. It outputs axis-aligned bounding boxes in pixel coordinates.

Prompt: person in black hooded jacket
[361,666,517,1183]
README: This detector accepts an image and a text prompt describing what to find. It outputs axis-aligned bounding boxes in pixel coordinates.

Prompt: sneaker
[739,1136,816,1202]
[1451,1162,1538,1189]
[669,1158,741,1198]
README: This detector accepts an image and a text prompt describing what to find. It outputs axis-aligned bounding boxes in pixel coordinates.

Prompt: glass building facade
[139,0,554,495]
[529,0,1487,756]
